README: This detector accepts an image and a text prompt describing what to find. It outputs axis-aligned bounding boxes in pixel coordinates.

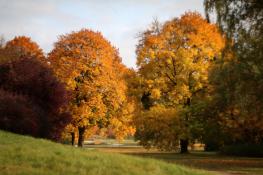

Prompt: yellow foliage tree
[135,105,181,151]
[136,12,225,152]
[108,98,136,141]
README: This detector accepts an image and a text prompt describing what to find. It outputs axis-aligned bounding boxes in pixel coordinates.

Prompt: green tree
[204,0,263,145]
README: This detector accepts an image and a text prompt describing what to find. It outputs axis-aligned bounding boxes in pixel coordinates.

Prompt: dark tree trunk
[141,92,152,110]
[78,127,85,147]
[180,139,189,153]
[71,132,75,146]
[180,97,191,153]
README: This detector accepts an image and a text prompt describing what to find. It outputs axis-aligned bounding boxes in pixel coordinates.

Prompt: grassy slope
[97,147,263,175]
[0,130,214,175]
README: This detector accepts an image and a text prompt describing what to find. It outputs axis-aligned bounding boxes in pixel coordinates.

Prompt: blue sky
[0,0,204,68]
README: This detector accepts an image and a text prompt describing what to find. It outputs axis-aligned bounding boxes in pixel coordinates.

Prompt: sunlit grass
[0,130,214,175]
[97,147,263,175]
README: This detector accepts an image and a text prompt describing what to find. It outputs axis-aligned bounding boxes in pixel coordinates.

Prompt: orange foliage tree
[3,36,45,62]
[49,29,134,146]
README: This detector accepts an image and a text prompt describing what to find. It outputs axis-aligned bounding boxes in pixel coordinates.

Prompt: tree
[108,97,136,141]
[204,0,263,145]
[0,35,5,48]
[3,36,45,63]
[135,105,182,151]
[0,56,71,140]
[49,29,128,147]
[135,12,225,153]
[0,89,39,136]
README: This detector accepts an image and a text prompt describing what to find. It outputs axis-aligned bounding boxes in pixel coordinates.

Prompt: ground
[1,130,262,175]
[0,130,214,175]
[85,140,263,175]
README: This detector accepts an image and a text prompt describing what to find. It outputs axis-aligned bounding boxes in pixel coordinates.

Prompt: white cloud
[0,0,204,68]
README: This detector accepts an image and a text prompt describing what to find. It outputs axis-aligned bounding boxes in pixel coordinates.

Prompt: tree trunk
[78,127,85,147]
[180,97,191,153]
[180,139,189,153]
[71,132,75,146]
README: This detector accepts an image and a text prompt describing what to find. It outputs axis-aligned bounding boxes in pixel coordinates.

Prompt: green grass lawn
[0,130,214,175]
[97,147,263,175]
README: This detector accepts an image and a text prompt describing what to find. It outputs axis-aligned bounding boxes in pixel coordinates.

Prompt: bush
[220,144,263,157]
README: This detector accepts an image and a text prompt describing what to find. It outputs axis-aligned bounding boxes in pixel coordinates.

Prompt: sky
[0,0,204,68]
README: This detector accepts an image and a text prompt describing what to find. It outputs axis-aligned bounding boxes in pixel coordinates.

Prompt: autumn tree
[0,35,5,49]
[0,89,39,136]
[203,0,263,145]
[0,56,71,140]
[3,36,45,63]
[135,105,182,151]
[135,12,225,153]
[48,29,132,147]
[108,91,136,140]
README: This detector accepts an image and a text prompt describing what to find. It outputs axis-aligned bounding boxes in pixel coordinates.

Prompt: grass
[0,130,214,175]
[97,147,263,175]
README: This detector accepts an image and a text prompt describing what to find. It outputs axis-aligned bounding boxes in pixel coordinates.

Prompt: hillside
[0,130,214,175]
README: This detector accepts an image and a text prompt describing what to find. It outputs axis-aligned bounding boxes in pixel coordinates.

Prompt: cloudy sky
[0,0,204,68]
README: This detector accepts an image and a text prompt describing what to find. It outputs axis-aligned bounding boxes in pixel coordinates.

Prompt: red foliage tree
[0,89,39,136]
[0,57,72,140]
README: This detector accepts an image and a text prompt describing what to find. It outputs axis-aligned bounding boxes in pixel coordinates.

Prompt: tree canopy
[0,53,71,140]
[135,12,225,152]
[49,29,134,146]
[203,0,263,145]
[3,36,45,62]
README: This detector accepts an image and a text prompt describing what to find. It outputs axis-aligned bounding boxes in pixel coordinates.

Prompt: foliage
[135,12,225,151]
[187,97,227,151]
[204,0,263,144]
[0,54,71,140]
[108,99,136,141]
[2,36,45,63]
[0,35,5,48]
[49,29,134,146]
[0,89,39,136]
[135,105,181,151]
